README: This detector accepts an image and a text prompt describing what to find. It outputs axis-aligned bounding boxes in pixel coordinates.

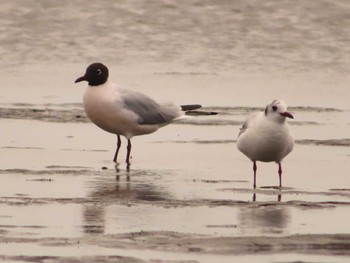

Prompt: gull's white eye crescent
[97,69,102,75]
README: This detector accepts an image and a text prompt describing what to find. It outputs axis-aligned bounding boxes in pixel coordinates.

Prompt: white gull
[237,99,294,189]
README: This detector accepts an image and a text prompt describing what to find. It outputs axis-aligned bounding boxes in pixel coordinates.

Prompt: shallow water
[1,0,350,262]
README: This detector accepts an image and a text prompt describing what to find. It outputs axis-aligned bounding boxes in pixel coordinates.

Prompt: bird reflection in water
[115,164,130,181]
[239,205,290,235]
[252,189,282,202]
[82,168,172,235]
[82,204,106,235]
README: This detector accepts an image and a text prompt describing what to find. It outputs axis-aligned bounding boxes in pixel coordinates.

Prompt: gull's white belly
[237,123,294,162]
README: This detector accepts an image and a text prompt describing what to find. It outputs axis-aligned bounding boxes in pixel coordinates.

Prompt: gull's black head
[75,63,109,86]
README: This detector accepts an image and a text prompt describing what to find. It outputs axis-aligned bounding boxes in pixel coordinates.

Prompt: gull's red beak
[280,112,294,119]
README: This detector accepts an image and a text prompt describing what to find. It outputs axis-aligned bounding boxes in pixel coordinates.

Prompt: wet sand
[1,1,350,262]
[1,97,350,262]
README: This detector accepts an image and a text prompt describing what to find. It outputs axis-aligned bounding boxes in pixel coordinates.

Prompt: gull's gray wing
[238,120,248,137]
[238,112,261,137]
[121,89,179,125]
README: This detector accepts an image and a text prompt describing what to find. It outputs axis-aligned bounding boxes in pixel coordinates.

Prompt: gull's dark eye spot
[272,105,278,111]
[97,69,102,75]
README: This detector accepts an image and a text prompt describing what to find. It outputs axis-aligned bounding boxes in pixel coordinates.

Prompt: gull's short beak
[280,112,294,119]
[75,76,86,83]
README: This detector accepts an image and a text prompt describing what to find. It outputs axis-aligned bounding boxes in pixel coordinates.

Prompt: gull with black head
[75,63,217,167]
[237,99,294,189]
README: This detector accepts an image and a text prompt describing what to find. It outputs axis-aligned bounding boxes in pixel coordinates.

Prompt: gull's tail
[180,104,218,116]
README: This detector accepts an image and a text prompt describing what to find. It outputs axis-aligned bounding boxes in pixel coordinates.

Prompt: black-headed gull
[75,62,217,166]
[237,100,294,189]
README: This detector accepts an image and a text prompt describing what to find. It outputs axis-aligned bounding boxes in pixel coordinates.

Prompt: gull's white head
[264,99,294,122]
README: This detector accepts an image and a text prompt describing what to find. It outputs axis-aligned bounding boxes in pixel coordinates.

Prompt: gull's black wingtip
[181,104,218,115]
[180,104,202,111]
[185,110,218,116]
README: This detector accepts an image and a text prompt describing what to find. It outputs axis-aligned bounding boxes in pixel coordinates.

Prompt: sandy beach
[1,1,350,262]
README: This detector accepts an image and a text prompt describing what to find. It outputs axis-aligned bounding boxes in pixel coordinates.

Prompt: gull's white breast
[237,113,294,162]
